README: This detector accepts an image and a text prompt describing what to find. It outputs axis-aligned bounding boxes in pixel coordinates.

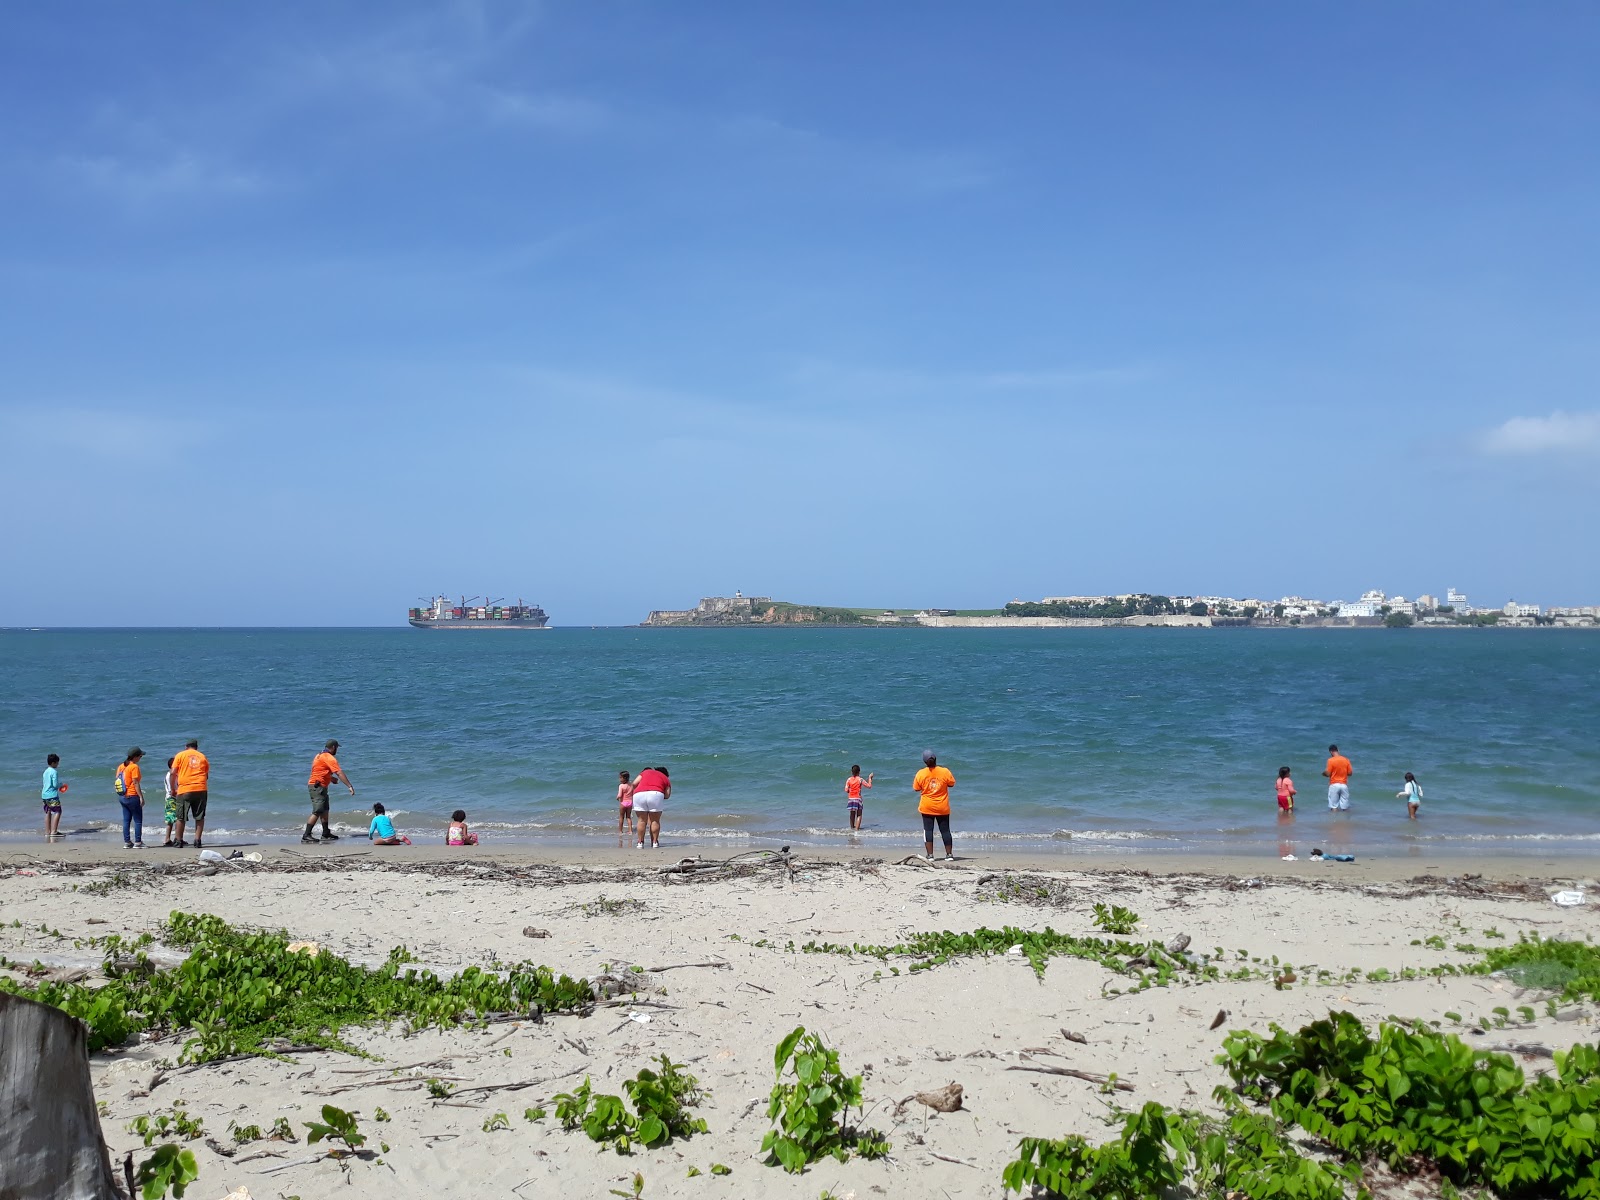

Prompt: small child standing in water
[616,770,635,833]
[1276,766,1296,813]
[1396,772,1423,820]
[844,765,873,829]
[447,809,479,846]
[162,757,179,846]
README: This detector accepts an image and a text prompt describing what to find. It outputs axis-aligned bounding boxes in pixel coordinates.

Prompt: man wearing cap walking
[913,750,957,862]
[304,740,355,843]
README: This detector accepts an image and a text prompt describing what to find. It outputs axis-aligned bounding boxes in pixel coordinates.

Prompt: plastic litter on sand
[1551,890,1586,906]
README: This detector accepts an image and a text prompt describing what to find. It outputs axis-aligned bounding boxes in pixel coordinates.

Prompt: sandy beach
[3,845,1596,1199]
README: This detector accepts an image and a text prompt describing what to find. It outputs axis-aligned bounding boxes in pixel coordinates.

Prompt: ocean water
[1,627,1596,857]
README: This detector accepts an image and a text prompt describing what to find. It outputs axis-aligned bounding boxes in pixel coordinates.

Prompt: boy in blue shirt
[41,753,64,840]
[367,803,410,845]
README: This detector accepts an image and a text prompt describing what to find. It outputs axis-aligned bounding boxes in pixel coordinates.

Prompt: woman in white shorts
[630,765,670,849]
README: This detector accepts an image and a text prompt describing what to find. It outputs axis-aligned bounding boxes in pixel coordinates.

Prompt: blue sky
[3,2,1598,626]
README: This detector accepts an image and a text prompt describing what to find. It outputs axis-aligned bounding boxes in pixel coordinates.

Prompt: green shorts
[308,784,330,815]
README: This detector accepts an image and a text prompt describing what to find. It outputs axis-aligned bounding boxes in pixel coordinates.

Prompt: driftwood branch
[643,959,729,973]
[1006,1064,1135,1092]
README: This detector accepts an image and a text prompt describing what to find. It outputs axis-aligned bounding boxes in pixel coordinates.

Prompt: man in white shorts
[1323,744,1353,811]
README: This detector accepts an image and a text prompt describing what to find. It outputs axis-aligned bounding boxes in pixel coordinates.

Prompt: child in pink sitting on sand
[447,809,479,846]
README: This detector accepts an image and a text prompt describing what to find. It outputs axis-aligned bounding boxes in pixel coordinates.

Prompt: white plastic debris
[1006,944,1025,956]
[1281,854,1297,861]
[1551,890,1586,907]
[626,1011,651,1025]
[197,849,224,864]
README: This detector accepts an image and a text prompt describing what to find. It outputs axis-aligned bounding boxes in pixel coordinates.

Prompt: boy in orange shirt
[913,750,956,861]
[844,765,873,830]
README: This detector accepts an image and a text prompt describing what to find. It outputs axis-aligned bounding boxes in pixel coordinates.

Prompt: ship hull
[408,619,550,630]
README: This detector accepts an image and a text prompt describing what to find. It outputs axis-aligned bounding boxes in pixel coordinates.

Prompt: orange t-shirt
[123,761,142,798]
[914,765,956,816]
[1326,755,1352,784]
[845,776,867,801]
[308,752,342,787]
[174,749,209,793]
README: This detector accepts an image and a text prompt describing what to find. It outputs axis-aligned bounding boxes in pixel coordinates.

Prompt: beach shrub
[1091,903,1140,936]
[0,911,593,1060]
[762,1026,890,1173]
[304,1104,365,1154]
[553,1056,709,1154]
[1221,1011,1600,1199]
[135,1145,199,1199]
[129,1101,203,1146]
[1482,933,1600,1004]
[1001,1098,1350,1200]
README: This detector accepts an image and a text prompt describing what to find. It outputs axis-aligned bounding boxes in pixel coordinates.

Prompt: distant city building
[1337,600,1380,618]
[1447,587,1468,607]
[1359,589,1386,605]
[1417,594,1437,610]
[1503,601,1541,618]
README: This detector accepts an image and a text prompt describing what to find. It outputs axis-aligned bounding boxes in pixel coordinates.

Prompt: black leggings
[921,813,952,848]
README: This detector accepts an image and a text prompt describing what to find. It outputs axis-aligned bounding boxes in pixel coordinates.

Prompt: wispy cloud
[480,89,608,134]
[722,115,992,196]
[0,406,217,459]
[60,151,264,205]
[1477,410,1600,457]
[787,360,1153,399]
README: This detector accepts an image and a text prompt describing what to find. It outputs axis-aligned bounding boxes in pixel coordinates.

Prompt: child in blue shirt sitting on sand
[368,803,410,845]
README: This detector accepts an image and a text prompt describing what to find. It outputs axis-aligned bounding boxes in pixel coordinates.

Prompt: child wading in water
[844,765,873,830]
[368,802,411,845]
[1276,766,1297,813]
[447,809,479,846]
[162,757,179,846]
[1396,772,1423,820]
[617,770,635,833]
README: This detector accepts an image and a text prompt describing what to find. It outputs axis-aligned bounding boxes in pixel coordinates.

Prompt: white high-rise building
[1447,587,1468,607]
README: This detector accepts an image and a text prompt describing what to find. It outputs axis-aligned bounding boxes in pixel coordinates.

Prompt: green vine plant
[553,1056,709,1154]
[1091,903,1141,936]
[1004,1010,1600,1200]
[483,1112,512,1132]
[134,1145,200,1200]
[1222,1011,1600,1199]
[761,1026,891,1174]
[0,911,595,1062]
[1003,1094,1355,1200]
[304,1105,366,1156]
[128,1102,203,1147]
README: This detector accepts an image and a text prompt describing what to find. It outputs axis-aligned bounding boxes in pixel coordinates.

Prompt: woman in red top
[630,766,670,849]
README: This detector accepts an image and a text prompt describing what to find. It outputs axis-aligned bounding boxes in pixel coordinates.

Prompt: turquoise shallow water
[1,627,1596,856]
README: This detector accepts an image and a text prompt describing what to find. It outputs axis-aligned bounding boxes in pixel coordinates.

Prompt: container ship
[408,595,550,630]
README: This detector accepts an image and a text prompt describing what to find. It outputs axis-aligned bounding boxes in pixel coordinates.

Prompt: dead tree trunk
[0,991,122,1199]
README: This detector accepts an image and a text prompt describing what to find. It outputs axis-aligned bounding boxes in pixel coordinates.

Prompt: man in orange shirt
[914,750,957,862]
[304,739,355,844]
[1322,744,1353,811]
[172,739,210,848]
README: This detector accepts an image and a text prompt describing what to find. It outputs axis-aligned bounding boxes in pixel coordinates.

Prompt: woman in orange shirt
[913,751,956,862]
[118,748,146,849]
